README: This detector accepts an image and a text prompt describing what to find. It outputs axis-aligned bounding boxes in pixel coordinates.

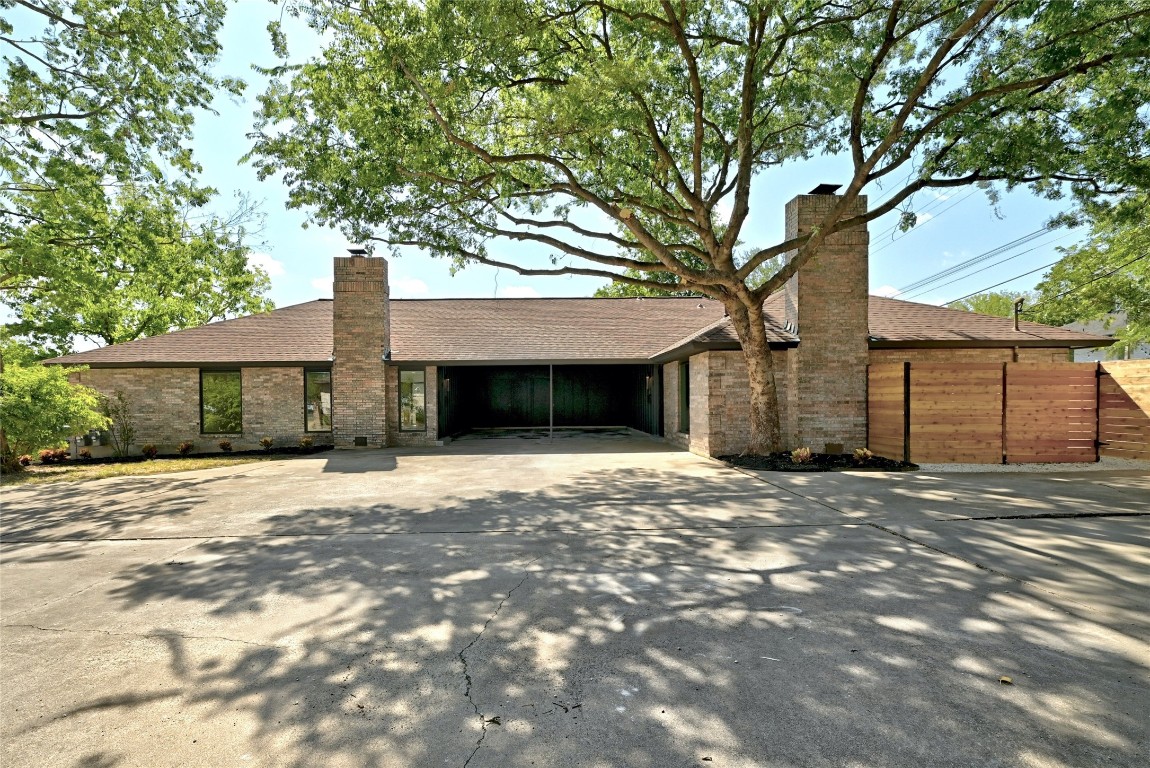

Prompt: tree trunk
[726,300,783,454]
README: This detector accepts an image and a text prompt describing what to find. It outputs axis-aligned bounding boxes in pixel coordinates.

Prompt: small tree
[0,364,108,471]
[101,390,137,458]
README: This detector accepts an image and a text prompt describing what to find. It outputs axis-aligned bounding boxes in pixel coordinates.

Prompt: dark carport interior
[437,364,663,437]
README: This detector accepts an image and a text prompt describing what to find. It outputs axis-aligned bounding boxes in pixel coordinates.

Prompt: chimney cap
[809,183,841,195]
[347,246,369,256]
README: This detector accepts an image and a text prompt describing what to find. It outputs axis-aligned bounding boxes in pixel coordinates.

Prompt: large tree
[1029,197,1149,358]
[250,0,1150,452]
[1,0,270,352]
[3,182,272,353]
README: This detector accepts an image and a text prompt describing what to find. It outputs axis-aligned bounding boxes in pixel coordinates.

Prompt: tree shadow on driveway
[3,464,1146,767]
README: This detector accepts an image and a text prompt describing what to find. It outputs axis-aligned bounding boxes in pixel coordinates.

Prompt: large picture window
[305,370,332,432]
[399,368,426,431]
[201,370,242,434]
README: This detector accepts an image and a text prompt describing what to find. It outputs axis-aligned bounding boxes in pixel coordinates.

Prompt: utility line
[1022,253,1150,316]
[899,230,1076,302]
[870,188,981,256]
[894,226,1052,295]
[944,260,1063,306]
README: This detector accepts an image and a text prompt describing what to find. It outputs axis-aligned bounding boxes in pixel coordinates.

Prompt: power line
[944,260,1063,306]
[870,188,981,256]
[894,226,1052,295]
[1023,252,1150,315]
[899,230,1076,302]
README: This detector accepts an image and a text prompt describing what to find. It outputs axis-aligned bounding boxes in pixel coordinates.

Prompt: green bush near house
[0,364,108,471]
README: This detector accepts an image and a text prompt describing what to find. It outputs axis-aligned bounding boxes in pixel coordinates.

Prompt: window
[201,370,242,433]
[305,370,332,432]
[399,368,426,431]
[678,360,690,434]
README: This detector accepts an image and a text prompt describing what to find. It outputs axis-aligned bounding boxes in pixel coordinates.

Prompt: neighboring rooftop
[46,294,1114,367]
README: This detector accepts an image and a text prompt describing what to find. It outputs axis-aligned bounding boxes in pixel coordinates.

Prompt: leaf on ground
[999,676,1013,685]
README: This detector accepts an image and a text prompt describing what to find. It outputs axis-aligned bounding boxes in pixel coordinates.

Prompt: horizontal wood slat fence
[867,360,1150,464]
[1099,360,1150,460]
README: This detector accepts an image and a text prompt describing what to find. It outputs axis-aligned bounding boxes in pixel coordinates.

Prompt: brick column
[332,254,390,447]
[783,194,869,452]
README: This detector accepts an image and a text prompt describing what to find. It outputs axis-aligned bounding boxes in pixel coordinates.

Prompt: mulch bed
[46,444,334,467]
[721,452,918,472]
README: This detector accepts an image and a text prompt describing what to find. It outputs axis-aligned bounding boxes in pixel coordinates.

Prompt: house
[48,193,1112,458]
[1063,312,1150,362]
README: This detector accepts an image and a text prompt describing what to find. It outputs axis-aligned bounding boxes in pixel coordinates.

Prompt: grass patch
[1,456,276,487]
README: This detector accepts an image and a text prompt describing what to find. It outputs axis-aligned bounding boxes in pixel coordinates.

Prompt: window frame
[398,367,427,433]
[304,368,333,433]
[678,360,690,434]
[199,368,243,435]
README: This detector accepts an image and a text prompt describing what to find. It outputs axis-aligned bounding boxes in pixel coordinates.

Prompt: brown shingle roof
[45,292,1112,368]
[865,296,1113,345]
[47,300,334,366]
[390,297,727,362]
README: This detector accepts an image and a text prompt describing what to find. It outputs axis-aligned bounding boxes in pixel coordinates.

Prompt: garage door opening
[438,364,662,438]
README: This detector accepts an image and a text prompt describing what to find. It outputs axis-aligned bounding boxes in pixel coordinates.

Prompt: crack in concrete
[1,622,282,649]
[458,558,539,768]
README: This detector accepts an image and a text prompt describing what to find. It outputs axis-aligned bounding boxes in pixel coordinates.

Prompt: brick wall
[870,348,1070,365]
[663,350,791,457]
[332,255,390,447]
[783,193,870,452]
[70,366,329,454]
[386,364,440,446]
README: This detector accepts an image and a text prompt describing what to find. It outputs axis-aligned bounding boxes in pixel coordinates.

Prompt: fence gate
[1003,362,1098,463]
[1098,361,1150,460]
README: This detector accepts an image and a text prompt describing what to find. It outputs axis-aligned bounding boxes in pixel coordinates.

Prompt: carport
[437,363,662,437]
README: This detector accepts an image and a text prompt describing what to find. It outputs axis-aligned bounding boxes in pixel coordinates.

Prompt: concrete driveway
[1,433,1147,767]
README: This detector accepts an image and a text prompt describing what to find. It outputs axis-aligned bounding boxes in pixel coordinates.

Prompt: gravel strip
[916,456,1150,473]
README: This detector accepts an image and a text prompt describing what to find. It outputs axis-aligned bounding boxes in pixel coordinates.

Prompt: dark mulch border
[44,444,334,468]
[721,452,918,473]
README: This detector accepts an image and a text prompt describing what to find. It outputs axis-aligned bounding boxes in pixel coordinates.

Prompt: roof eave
[648,339,796,364]
[868,338,1116,349]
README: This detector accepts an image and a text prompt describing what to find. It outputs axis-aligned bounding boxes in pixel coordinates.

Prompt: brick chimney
[332,251,390,447]
[782,192,869,452]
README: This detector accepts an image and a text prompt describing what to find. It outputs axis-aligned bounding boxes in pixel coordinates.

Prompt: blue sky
[198,3,1082,310]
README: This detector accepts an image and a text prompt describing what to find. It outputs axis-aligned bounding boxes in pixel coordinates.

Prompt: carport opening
[438,364,662,439]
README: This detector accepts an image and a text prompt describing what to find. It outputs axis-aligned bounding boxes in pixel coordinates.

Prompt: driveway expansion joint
[0,622,282,649]
[458,557,539,768]
[730,466,1106,615]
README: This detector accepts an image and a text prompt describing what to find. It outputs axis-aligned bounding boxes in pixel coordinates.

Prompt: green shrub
[0,363,107,469]
[38,447,69,464]
[299,436,314,449]
[100,390,136,458]
[790,447,813,464]
[259,437,274,451]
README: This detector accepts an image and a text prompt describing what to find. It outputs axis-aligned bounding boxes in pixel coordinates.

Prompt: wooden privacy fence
[1099,360,1150,460]
[866,360,1137,464]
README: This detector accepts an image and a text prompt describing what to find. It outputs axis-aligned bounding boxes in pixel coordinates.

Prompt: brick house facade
[50,192,1111,459]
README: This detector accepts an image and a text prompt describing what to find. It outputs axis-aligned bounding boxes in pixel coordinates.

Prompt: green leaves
[2,182,272,354]
[0,362,108,458]
[2,1,268,354]
[1031,198,1150,357]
